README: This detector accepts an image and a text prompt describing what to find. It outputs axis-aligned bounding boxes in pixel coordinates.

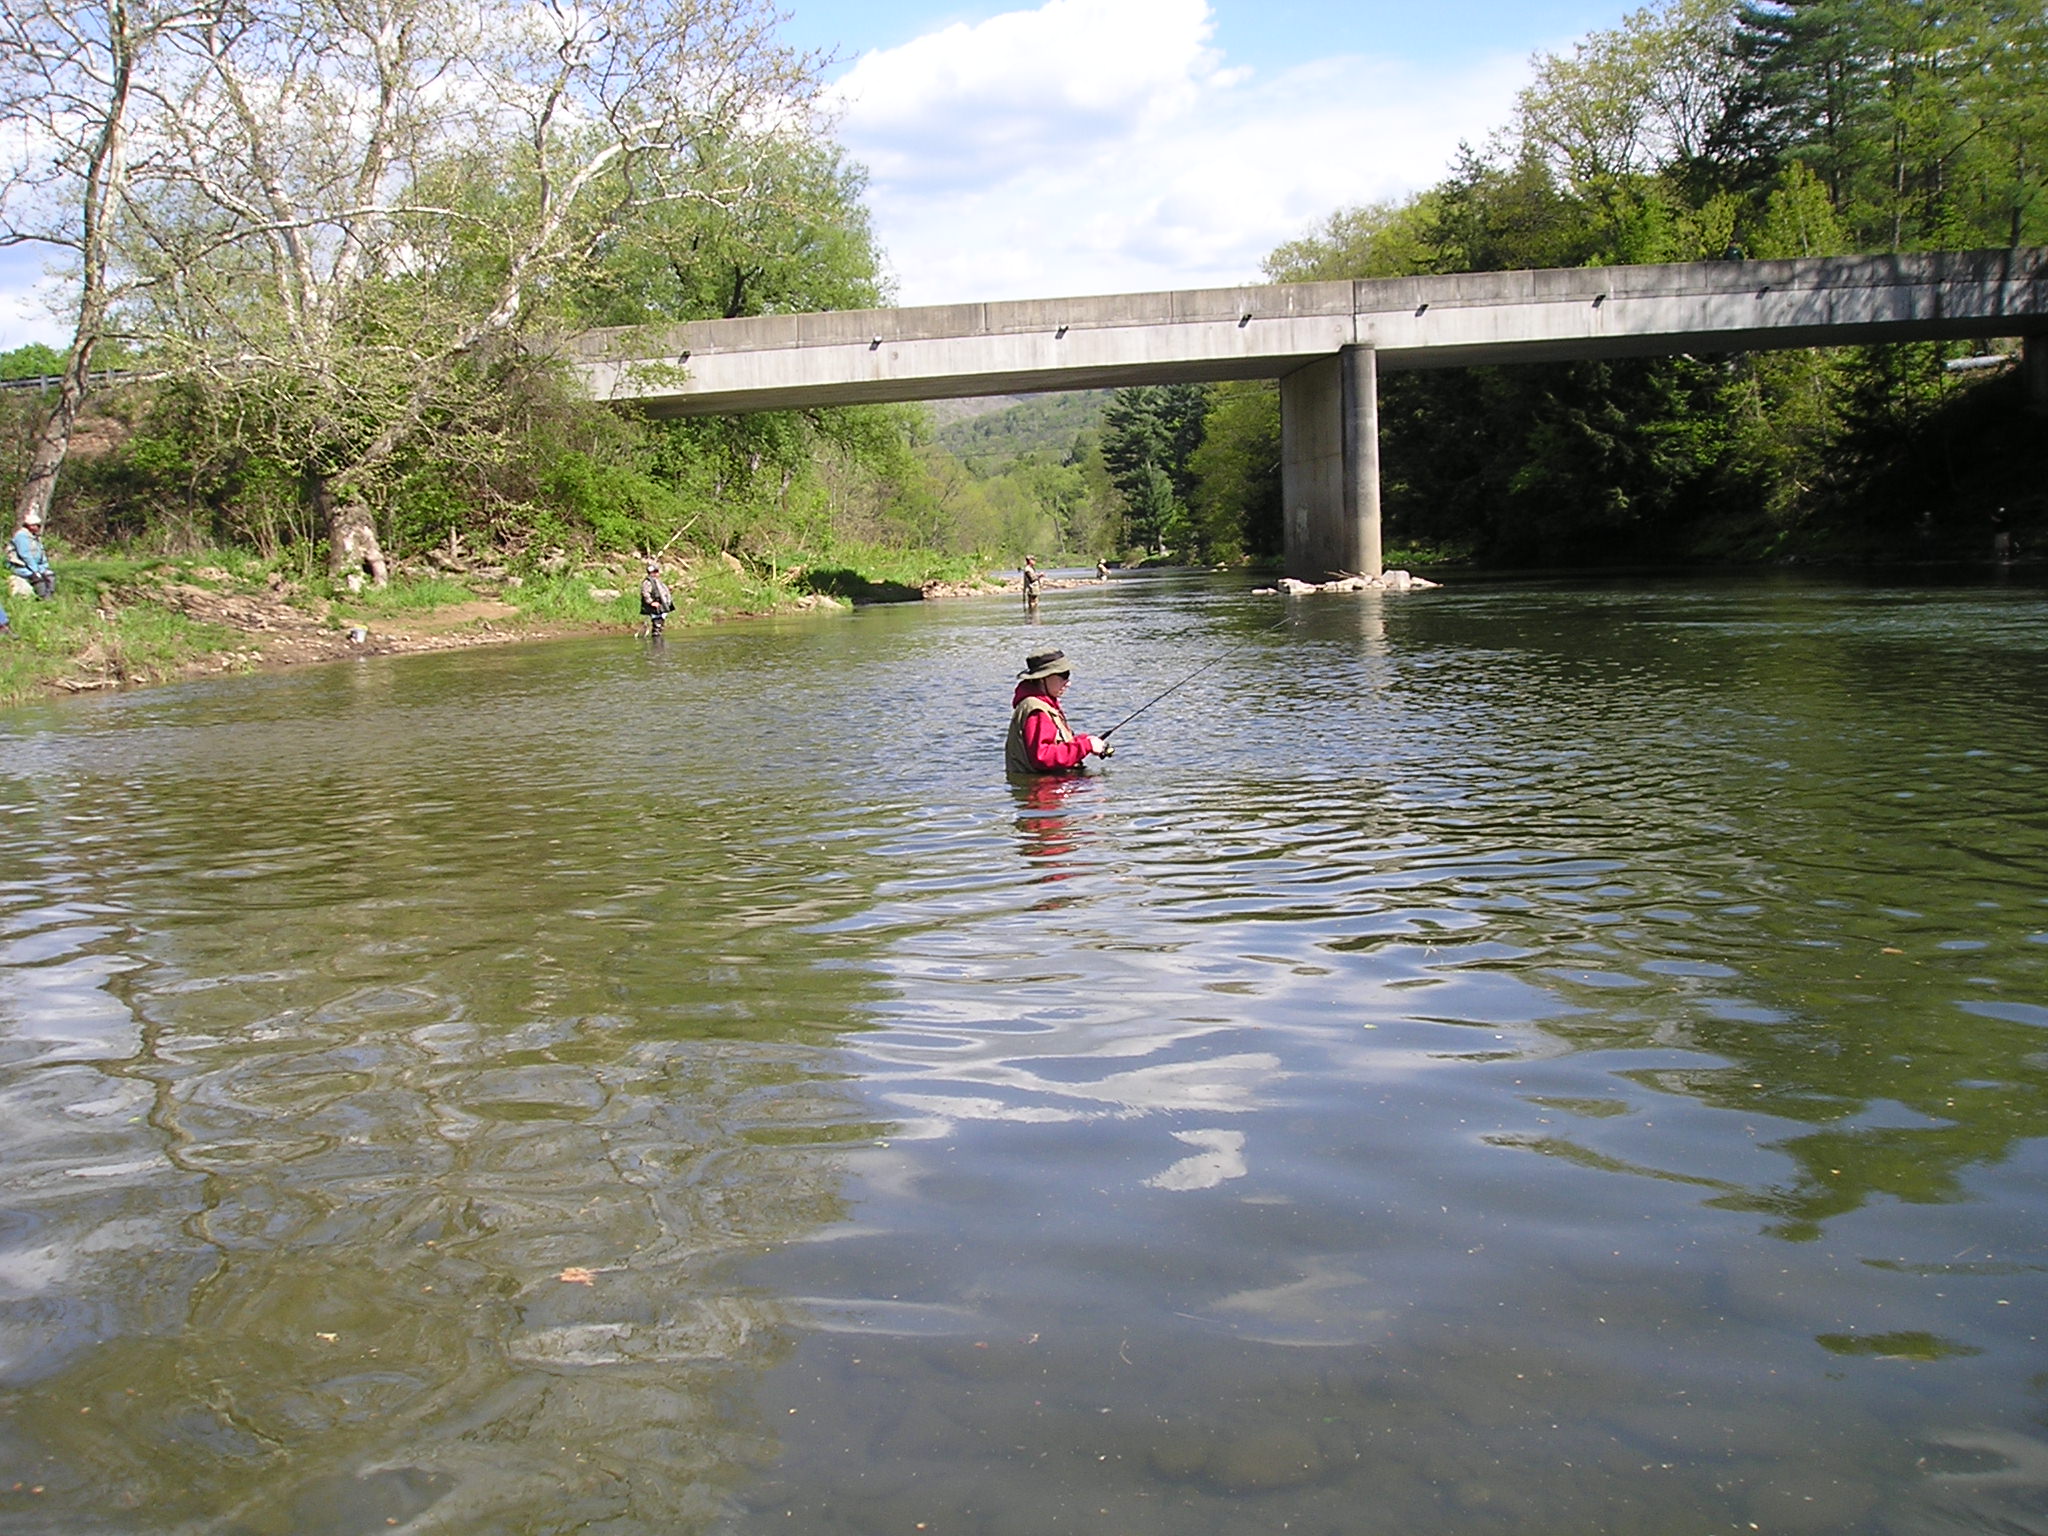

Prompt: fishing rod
[1100,614,1293,740]
[654,512,704,558]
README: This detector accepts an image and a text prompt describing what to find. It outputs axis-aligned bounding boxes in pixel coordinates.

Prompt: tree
[122,0,825,580]
[1514,0,1749,258]
[1099,384,1206,555]
[1185,381,1279,562]
[1520,0,1745,189]
[1423,141,1594,272]
[1264,196,1439,282]
[1735,0,2048,250]
[0,0,208,530]
[1956,0,2048,248]
[0,342,66,380]
[575,135,885,327]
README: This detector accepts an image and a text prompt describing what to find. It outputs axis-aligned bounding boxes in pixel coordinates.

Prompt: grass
[329,574,476,613]
[0,557,244,707]
[788,542,984,589]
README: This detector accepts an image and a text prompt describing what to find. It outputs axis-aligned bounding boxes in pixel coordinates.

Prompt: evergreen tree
[1099,385,1208,555]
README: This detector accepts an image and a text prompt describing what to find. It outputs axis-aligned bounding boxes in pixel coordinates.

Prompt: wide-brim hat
[1018,649,1071,680]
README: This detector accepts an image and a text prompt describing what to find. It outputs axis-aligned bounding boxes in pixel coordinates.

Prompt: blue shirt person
[7,511,54,600]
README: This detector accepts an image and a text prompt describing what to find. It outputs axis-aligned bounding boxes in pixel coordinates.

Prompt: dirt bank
[42,566,995,698]
[41,575,594,697]
[19,557,1024,708]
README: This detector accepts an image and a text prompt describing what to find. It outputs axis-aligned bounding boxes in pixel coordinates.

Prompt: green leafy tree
[1424,142,1595,271]
[1185,381,1280,562]
[0,0,213,530]
[1099,383,1206,555]
[122,0,827,582]
[1062,426,1124,557]
[1264,197,1440,281]
[574,135,886,326]
[0,343,65,381]
[1735,0,2048,249]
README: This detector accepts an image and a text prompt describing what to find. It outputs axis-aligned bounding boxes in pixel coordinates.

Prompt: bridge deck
[568,249,2048,417]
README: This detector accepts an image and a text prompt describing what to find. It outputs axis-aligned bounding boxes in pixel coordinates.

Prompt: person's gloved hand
[1085,735,1111,757]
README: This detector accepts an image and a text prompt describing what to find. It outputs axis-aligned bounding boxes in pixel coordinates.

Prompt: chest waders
[1006,695,1074,775]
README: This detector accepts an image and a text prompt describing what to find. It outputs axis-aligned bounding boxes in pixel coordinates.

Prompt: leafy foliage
[1099,385,1208,556]
[934,392,1110,472]
[0,344,65,381]
[1186,383,1280,562]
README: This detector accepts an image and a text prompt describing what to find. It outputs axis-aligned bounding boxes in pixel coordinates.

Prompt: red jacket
[1008,681,1092,773]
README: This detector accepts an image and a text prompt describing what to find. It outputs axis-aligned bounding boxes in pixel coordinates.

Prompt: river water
[0,571,2044,1535]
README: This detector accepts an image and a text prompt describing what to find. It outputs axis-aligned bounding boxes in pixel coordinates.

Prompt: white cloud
[1145,1127,1247,1191]
[830,0,1532,303]
[833,0,1229,188]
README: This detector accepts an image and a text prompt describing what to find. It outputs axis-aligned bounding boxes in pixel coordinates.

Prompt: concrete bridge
[567,248,2048,580]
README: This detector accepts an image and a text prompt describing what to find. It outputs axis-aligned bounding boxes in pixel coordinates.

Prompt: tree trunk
[315,474,389,588]
[12,4,133,532]
[13,350,94,529]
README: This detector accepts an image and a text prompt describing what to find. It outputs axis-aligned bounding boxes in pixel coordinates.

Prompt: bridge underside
[569,250,2048,580]
[606,317,2040,419]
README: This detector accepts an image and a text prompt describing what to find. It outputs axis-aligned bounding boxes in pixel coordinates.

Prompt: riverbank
[0,551,1005,708]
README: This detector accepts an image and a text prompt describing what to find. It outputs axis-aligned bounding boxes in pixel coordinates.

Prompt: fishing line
[1100,613,1294,740]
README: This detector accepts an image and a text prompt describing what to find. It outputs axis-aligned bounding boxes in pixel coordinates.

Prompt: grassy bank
[0,543,993,709]
[0,558,245,706]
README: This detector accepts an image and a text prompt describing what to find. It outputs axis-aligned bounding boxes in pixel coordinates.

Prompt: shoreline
[4,564,1014,707]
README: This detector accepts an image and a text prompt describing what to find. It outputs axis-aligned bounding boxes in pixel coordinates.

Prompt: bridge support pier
[1280,344,1381,581]
[2026,335,2048,417]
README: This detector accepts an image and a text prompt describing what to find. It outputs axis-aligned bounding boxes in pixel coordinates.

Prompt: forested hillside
[935,393,1108,470]
[2,0,2042,582]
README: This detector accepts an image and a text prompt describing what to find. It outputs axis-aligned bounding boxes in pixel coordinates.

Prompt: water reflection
[0,648,904,1531]
[1010,775,1093,882]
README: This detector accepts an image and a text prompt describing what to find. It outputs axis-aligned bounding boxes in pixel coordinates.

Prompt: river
[0,570,2044,1535]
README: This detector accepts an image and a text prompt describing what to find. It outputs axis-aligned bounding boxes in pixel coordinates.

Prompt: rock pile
[1256,569,1440,595]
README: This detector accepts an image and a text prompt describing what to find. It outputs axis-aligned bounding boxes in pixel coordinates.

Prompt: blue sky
[0,0,1626,349]
[811,0,1621,306]
[784,0,1615,75]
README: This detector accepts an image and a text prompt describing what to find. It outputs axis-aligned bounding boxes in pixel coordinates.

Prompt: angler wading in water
[1005,649,1110,775]
[640,559,675,636]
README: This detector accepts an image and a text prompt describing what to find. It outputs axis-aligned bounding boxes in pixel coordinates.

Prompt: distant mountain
[933,389,1110,472]
[925,395,1032,427]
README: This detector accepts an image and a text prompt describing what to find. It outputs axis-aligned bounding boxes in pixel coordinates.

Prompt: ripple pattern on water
[0,576,2043,1534]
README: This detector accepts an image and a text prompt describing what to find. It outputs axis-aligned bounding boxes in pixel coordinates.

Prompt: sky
[0,0,1623,350]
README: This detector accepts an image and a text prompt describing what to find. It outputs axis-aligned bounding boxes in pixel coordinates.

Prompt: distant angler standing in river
[1006,649,1109,774]
[640,559,674,636]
